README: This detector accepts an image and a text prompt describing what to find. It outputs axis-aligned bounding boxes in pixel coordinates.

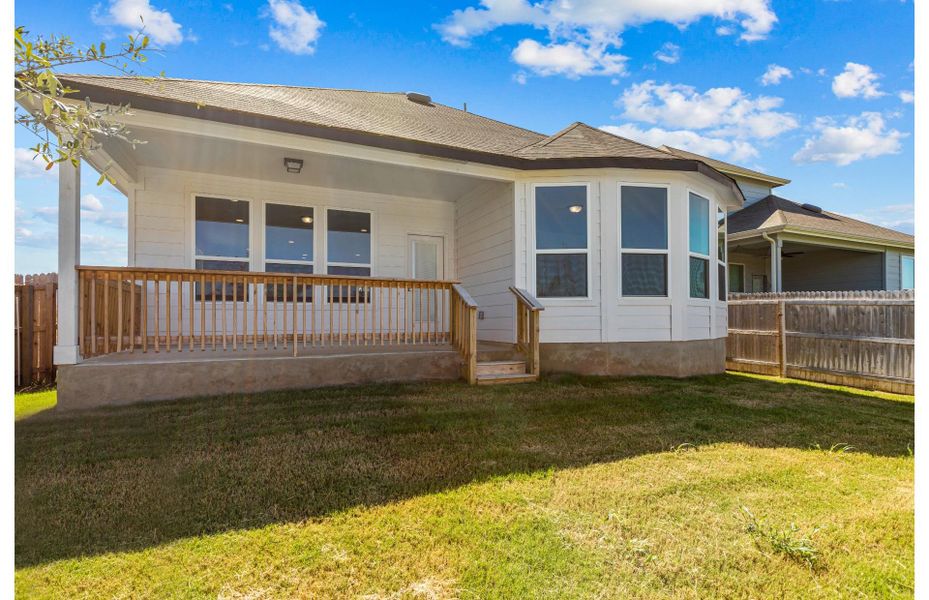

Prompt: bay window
[534,185,588,298]
[717,205,727,300]
[620,185,668,296]
[689,192,710,299]
[265,203,314,301]
[194,196,249,300]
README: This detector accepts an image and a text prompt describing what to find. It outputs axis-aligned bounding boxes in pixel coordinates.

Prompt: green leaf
[42,98,53,117]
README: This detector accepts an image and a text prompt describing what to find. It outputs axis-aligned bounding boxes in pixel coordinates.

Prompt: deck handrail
[449,284,478,384]
[509,287,544,376]
[76,267,476,373]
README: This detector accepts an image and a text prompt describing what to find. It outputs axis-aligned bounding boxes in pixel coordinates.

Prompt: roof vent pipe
[406,92,432,105]
[801,203,823,213]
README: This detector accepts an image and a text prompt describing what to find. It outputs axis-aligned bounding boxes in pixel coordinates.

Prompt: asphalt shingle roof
[660,146,791,186]
[514,122,673,160]
[728,195,913,246]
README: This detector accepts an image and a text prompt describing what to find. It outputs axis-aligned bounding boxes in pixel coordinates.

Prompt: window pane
[622,253,667,296]
[718,263,727,301]
[536,253,587,297]
[194,259,248,301]
[535,186,587,250]
[717,207,726,261]
[729,264,745,293]
[621,186,667,250]
[265,262,313,302]
[690,256,709,298]
[412,240,438,280]
[901,256,914,289]
[266,204,313,262]
[195,196,249,258]
[327,265,372,303]
[689,193,710,255]
[327,265,371,277]
[328,210,371,264]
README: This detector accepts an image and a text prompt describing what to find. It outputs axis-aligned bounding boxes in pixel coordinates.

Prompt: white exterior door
[409,235,445,325]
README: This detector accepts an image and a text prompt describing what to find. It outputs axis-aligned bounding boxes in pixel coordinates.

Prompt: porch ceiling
[103,127,498,202]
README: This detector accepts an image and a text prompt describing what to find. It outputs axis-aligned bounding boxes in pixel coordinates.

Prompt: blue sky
[15,0,914,273]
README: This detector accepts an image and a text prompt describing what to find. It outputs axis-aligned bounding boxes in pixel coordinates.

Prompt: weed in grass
[670,443,698,454]
[740,507,821,570]
[810,443,856,453]
[626,538,658,569]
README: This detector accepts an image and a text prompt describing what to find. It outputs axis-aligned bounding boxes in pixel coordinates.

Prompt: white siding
[456,182,516,342]
[735,179,773,206]
[132,166,456,277]
[885,250,901,290]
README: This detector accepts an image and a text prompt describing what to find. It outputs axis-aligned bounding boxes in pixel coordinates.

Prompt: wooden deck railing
[77,266,478,371]
[449,284,478,384]
[510,287,544,376]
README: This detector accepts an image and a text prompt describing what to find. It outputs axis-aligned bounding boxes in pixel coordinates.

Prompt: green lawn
[13,389,56,420]
[15,374,913,599]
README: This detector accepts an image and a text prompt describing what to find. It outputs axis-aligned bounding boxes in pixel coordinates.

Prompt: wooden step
[476,342,523,362]
[475,372,538,386]
[476,360,527,376]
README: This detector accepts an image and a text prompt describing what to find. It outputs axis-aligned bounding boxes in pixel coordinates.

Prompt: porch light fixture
[284,157,304,174]
[568,204,583,213]
[300,215,313,224]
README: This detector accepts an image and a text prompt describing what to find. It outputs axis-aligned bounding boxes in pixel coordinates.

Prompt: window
[717,206,727,300]
[901,255,915,289]
[620,185,668,296]
[327,209,371,302]
[729,264,745,293]
[688,192,710,299]
[194,196,250,300]
[534,185,588,298]
[265,203,314,301]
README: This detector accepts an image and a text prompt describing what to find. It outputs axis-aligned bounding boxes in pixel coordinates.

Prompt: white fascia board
[110,106,521,183]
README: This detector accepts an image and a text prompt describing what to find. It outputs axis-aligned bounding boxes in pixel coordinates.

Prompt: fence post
[777,300,787,378]
[21,285,35,386]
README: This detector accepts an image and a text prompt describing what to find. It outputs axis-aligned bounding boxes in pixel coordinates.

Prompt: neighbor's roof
[728,195,914,247]
[660,146,791,187]
[55,75,742,196]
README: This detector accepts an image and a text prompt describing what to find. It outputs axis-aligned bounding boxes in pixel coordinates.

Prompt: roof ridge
[594,123,671,157]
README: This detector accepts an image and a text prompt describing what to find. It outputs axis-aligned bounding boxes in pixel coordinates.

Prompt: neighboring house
[661,146,915,293]
[33,76,743,407]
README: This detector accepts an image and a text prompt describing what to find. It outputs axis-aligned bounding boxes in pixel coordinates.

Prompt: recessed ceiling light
[301,216,313,224]
[568,204,583,213]
[288,240,295,244]
[234,218,245,223]
[360,228,368,233]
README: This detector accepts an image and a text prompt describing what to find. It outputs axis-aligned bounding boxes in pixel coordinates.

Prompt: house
[661,146,915,293]
[35,76,742,408]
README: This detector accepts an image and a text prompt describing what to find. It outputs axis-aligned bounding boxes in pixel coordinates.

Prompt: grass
[14,389,57,420]
[15,373,913,598]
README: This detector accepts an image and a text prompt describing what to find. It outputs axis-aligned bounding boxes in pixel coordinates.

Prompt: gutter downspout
[761,232,781,292]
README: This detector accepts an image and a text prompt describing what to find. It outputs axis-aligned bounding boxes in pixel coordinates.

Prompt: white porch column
[54,160,81,365]
[775,238,783,292]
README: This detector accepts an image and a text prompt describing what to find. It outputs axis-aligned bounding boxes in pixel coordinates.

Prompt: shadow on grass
[15,373,913,567]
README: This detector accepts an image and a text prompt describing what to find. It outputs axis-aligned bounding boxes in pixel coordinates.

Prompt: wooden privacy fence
[726,290,914,394]
[14,281,57,387]
[78,266,481,382]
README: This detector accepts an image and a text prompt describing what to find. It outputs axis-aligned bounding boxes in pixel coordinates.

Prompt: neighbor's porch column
[53,159,81,365]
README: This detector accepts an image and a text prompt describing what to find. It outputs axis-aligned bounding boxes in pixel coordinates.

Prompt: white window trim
[190,192,254,270]
[618,182,670,300]
[324,207,373,276]
[528,181,593,303]
[728,262,747,294]
[263,200,316,274]
[687,189,713,302]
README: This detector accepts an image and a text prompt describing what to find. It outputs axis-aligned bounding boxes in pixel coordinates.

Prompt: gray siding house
[661,147,915,293]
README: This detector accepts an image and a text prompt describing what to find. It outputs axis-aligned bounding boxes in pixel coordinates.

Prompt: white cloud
[511,38,626,78]
[601,124,758,162]
[82,194,105,212]
[512,72,528,85]
[617,80,798,139]
[898,90,914,103]
[760,64,792,86]
[831,182,847,189]
[832,62,885,99]
[847,203,914,235]
[792,112,906,166]
[266,0,325,55]
[436,0,776,78]
[654,42,680,64]
[92,0,184,46]
[14,148,53,179]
